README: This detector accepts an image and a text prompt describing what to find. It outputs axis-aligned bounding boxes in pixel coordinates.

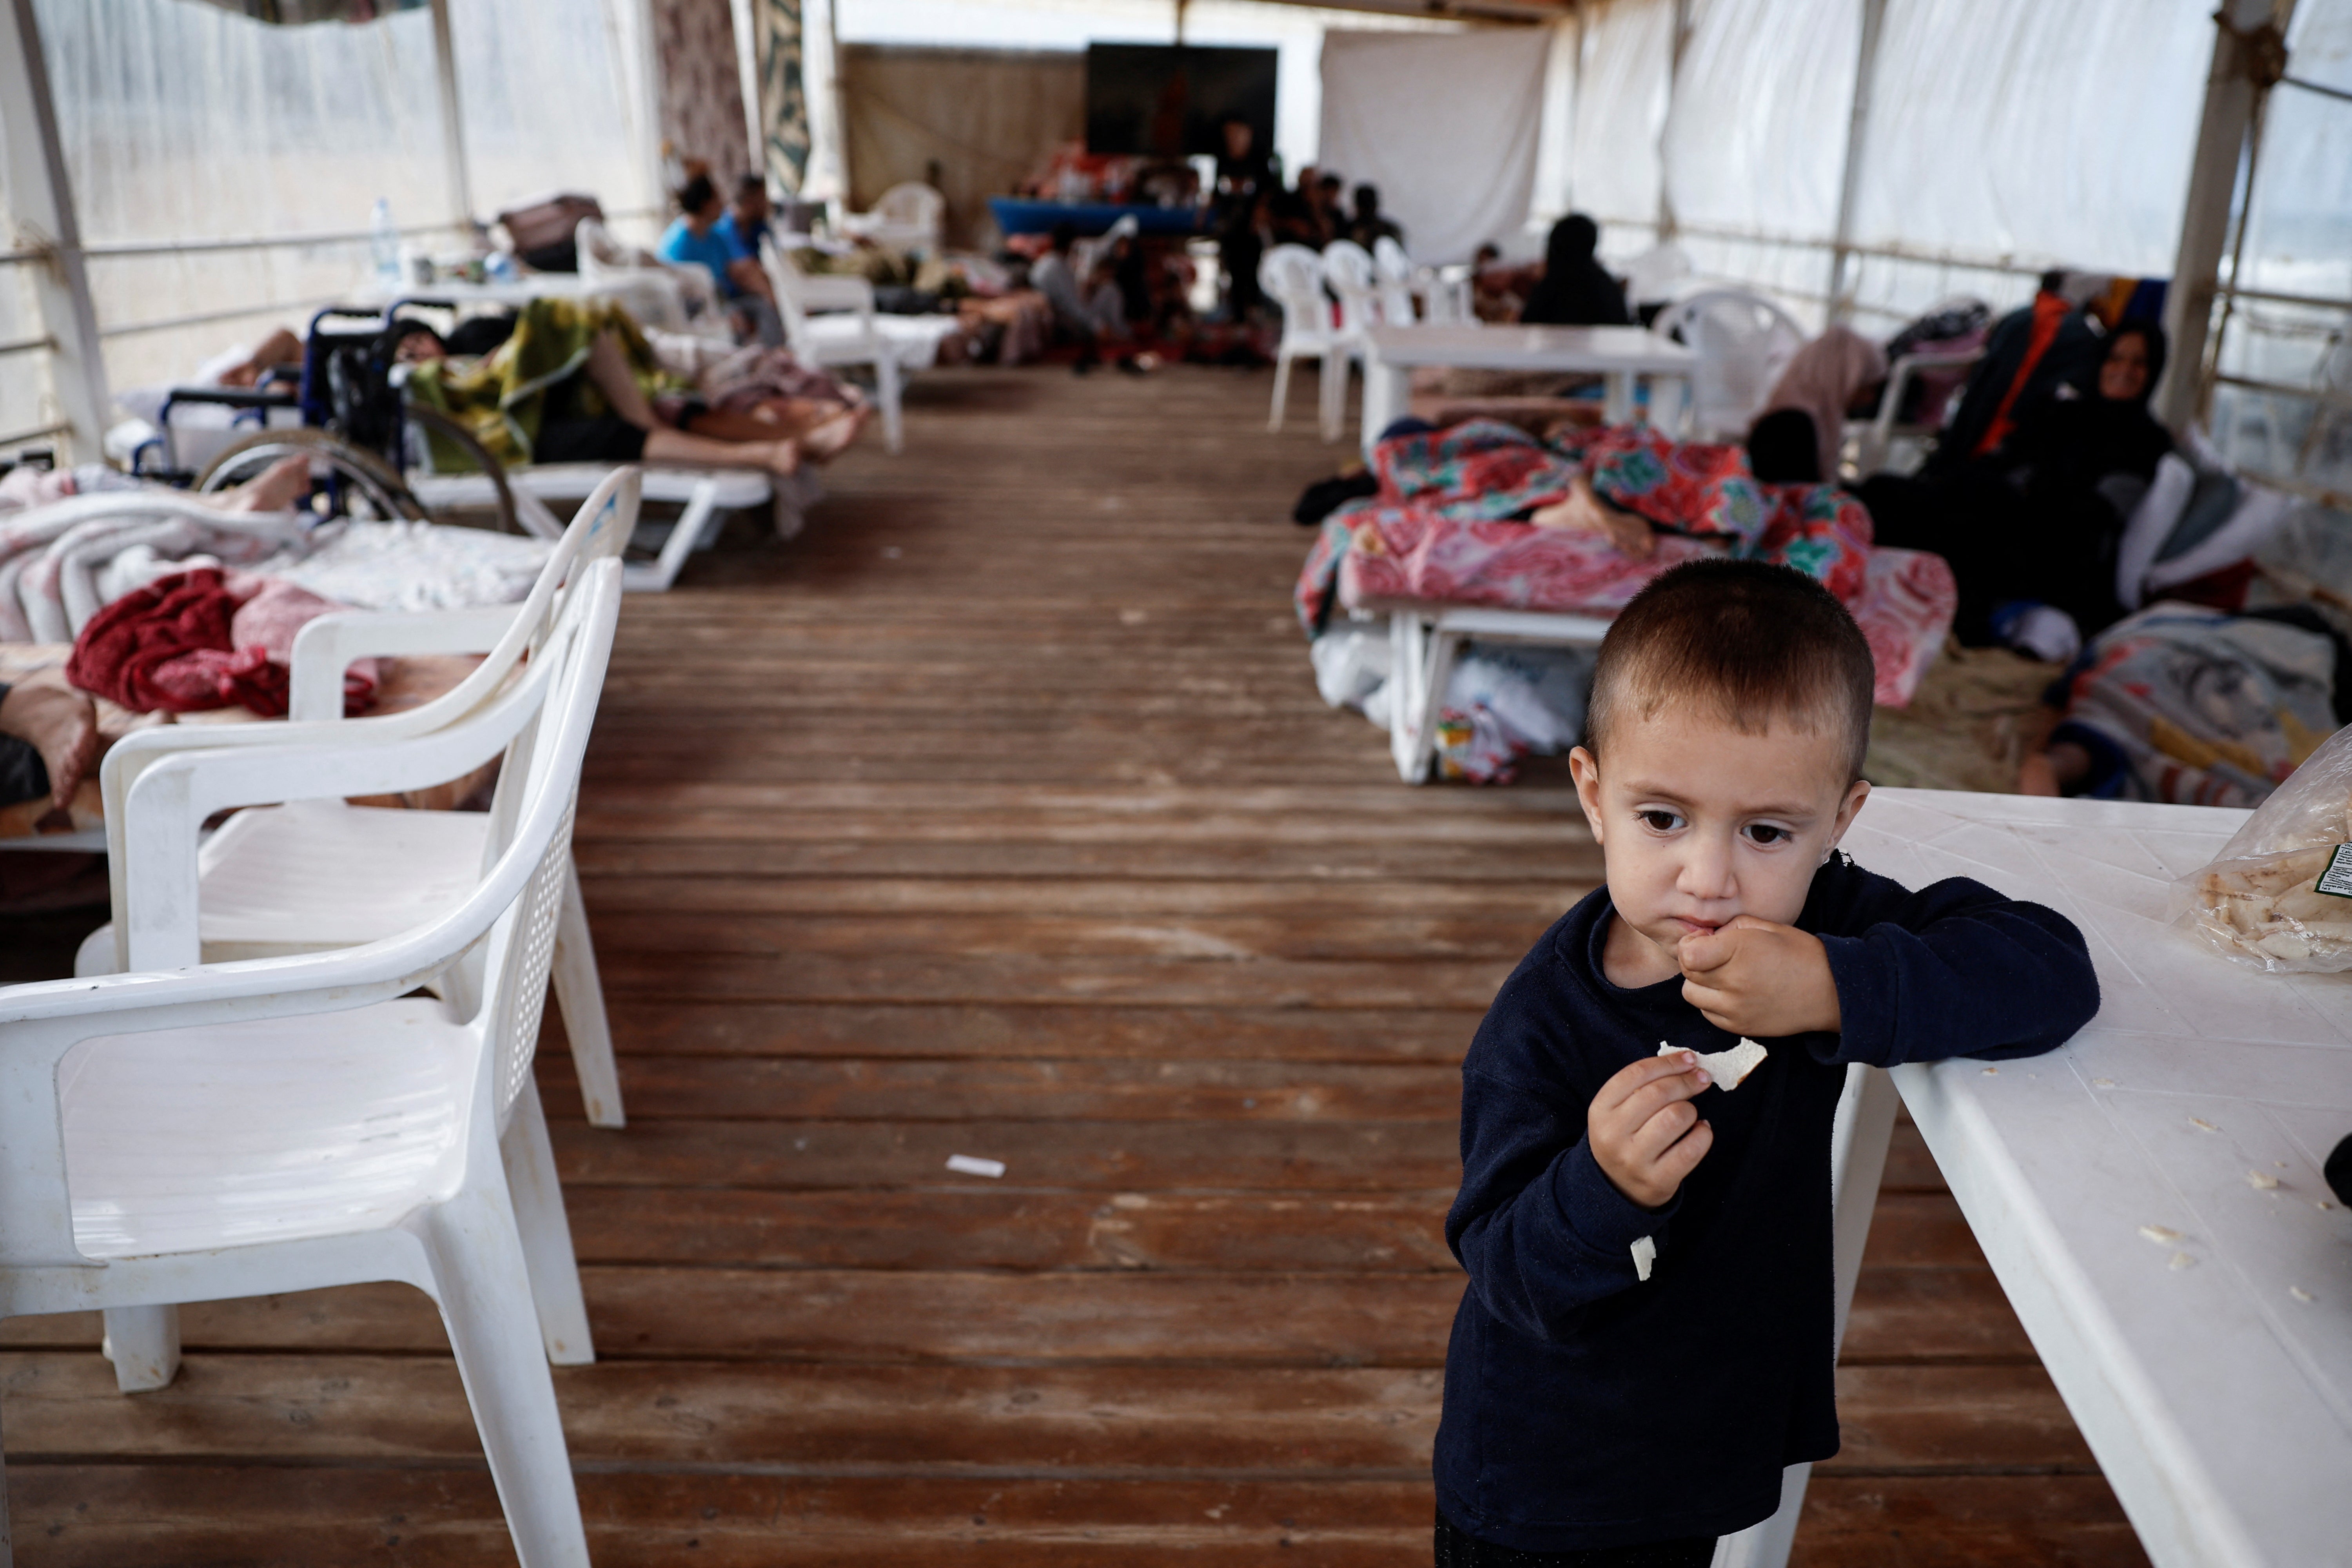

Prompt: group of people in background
[1210,114,1402,320]
[656,171,788,348]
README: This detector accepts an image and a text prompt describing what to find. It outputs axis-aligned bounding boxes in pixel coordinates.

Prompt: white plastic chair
[1260,244,1341,439]
[78,470,637,1134]
[761,234,944,454]
[1319,241,1389,445]
[574,215,722,340]
[1855,346,1985,475]
[1621,242,1695,312]
[1371,236,1419,325]
[1650,287,1807,439]
[841,181,944,255]
[0,554,621,1567]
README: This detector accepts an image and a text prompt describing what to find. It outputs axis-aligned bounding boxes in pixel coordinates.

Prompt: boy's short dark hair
[1584,559,1876,781]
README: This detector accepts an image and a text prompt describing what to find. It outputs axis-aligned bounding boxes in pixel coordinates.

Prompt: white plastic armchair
[1371,236,1419,324]
[1260,243,1340,438]
[83,469,637,1130]
[1650,286,1807,439]
[574,214,720,339]
[1854,347,1985,476]
[0,555,619,1566]
[760,234,907,453]
[842,181,944,254]
[1319,241,1388,444]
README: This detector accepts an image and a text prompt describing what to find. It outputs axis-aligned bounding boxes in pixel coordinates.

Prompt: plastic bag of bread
[2179,722,2352,972]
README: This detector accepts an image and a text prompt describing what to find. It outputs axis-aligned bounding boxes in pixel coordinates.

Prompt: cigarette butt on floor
[946,1154,1006,1179]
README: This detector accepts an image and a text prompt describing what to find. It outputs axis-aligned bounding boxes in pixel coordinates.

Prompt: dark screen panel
[1084,44,1277,158]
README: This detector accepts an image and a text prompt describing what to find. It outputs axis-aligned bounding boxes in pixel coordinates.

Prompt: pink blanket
[1336,514,1956,707]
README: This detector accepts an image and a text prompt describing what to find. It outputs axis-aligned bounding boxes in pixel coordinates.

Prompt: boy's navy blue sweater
[1436,853,2099,1552]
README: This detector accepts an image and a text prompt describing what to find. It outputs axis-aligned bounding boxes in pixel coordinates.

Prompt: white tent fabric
[1568,0,1675,252]
[1318,29,1547,265]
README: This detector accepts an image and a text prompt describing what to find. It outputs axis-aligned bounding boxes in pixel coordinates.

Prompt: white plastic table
[1357,323,1696,455]
[1820,788,2352,1568]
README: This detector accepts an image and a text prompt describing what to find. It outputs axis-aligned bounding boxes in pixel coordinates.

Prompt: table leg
[1361,356,1408,459]
[1712,1065,1900,1568]
[1602,370,1634,426]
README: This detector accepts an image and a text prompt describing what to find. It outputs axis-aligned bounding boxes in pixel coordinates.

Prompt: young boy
[1435,560,2100,1565]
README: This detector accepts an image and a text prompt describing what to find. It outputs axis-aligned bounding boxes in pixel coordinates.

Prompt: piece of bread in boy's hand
[1659,1037,1768,1091]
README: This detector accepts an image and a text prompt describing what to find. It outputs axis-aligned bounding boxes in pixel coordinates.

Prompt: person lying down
[397,297,871,480]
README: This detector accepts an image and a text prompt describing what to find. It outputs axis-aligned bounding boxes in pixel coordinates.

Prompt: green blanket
[405,297,680,468]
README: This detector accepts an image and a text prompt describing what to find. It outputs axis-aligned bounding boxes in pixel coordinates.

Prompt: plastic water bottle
[369,198,399,286]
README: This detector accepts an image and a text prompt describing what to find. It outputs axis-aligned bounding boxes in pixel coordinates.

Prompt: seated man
[1347,184,1403,252]
[658,173,786,348]
[1030,222,1137,375]
[714,174,779,273]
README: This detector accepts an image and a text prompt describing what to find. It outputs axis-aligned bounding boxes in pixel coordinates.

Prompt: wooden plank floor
[0,365,2148,1566]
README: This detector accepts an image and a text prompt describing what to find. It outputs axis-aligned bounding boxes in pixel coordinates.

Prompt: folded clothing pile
[65,568,375,718]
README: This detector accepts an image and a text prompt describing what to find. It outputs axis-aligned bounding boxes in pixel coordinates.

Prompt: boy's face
[1570,701,1869,988]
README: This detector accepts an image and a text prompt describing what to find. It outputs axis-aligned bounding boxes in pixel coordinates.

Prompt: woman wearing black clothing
[1857,322,2171,651]
[1519,214,1633,328]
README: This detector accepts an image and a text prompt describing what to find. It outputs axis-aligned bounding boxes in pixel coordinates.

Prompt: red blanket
[66,568,374,717]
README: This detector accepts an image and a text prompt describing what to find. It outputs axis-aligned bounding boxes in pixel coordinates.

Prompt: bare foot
[0,674,99,811]
[1528,475,1654,558]
[2016,751,2061,797]
[762,439,802,479]
[220,454,311,514]
[798,404,871,464]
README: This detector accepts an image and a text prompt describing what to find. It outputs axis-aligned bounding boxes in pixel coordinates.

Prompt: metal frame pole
[1656,0,1694,242]
[2157,0,2299,432]
[426,0,477,232]
[0,0,109,463]
[1826,0,1887,326]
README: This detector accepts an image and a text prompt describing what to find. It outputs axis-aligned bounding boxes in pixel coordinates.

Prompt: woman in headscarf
[1857,320,2171,657]
[1747,325,1888,484]
[1517,214,1632,327]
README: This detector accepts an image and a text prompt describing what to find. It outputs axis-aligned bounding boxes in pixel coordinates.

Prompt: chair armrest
[791,274,876,314]
[287,604,521,722]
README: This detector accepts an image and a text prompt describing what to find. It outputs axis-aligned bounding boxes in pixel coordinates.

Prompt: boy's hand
[1678,916,1842,1038]
[1589,1053,1715,1209]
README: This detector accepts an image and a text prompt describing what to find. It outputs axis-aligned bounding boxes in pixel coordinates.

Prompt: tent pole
[730,0,767,191]
[2157,0,2297,433]
[0,0,108,463]
[426,0,476,231]
[1825,0,1887,327]
[1655,0,1693,243]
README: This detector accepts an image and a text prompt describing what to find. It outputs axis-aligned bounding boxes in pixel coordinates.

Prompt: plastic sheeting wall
[1559,0,2222,333]
[2209,5,2352,494]
[33,0,658,394]
[1317,29,1547,265]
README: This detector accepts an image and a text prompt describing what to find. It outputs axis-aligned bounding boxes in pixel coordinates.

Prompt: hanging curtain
[751,0,811,193]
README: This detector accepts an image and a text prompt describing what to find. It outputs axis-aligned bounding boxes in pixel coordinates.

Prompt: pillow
[2146,482,2299,598]
[2114,452,2195,611]
[2158,467,2243,562]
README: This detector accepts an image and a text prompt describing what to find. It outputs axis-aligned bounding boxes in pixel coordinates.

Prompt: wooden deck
[2,366,2148,1565]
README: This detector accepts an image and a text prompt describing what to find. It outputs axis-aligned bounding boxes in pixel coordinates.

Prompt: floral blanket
[1296,420,1957,708]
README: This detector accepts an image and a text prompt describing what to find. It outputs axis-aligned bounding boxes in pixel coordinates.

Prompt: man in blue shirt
[713,174,779,271]
[657,172,784,346]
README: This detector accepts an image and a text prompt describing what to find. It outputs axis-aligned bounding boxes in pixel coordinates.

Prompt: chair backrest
[103,470,639,972]
[1321,240,1384,336]
[1652,287,1807,438]
[1371,237,1417,322]
[1258,245,1330,347]
[759,234,822,358]
[471,558,620,1127]
[1621,243,1694,307]
[875,182,944,230]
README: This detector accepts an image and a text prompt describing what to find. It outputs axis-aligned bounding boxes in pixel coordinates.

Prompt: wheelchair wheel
[196,428,426,524]
[402,404,523,536]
